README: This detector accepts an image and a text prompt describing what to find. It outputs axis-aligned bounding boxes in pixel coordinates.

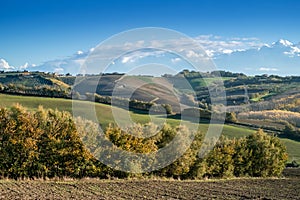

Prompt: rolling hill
[1,70,300,143]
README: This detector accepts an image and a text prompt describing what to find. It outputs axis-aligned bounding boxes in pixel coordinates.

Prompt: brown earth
[1,169,299,200]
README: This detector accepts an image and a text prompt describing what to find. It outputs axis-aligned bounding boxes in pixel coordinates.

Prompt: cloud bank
[0,59,14,70]
[1,36,300,76]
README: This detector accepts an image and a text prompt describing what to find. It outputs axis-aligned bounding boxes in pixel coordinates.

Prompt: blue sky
[1,0,300,74]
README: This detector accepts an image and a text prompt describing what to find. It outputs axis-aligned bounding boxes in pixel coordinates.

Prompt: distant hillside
[2,70,300,108]
[1,70,300,137]
[0,71,71,98]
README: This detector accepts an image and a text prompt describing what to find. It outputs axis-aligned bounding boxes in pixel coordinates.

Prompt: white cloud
[0,60,38,71]
[121,56,131,63]
[77,50,83,55]
[222,49,234,54]
[171,57,181,63]
[0,59,14,70]
[18,62,38,70]
[277,39,293,47]
[205,50,215,57]
[54,67,64,74]
[186,50,205,58]
[194,35,264,57]
[120,50,165,64]
[258,67,279,72]
[283,46,300,57]
[231,37,260,41]
[19,62,29,70]
[186,50,198,58]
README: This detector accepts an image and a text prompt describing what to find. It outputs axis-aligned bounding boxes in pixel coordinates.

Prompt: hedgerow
[0,105,288,179]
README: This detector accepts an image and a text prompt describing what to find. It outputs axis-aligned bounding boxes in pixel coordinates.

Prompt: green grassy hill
[0,93,253,135]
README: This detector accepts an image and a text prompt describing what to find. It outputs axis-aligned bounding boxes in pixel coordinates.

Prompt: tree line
[0,105,288,179]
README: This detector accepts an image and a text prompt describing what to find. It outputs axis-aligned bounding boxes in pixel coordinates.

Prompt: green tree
[0,104,42,179]
[205,137,236,178]
[162,104,173,115]
[0,105,100,179]
[226,112,238,123]
[241,129,288,177]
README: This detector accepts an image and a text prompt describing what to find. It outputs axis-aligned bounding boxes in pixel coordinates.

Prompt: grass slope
[0,93,253,136]
[282,138,300,162]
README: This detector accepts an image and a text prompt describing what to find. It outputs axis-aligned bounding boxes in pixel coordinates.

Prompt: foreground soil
[1,169,299,200]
